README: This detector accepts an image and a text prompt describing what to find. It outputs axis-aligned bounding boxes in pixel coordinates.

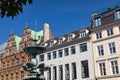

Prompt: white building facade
[36,28,95,80]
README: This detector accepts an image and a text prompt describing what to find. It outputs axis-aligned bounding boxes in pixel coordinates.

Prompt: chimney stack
[43,23,53,42]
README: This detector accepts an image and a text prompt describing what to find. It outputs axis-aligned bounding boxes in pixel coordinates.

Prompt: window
[72,62,77,79]
[47,68,51,80]
[97,45,104,56]
[64,48,69,56]
[108,42,116,54]
[68,34,73,41]
[71,46,76,54]
[96,32,102,39]
[98,62,106,76]
[59,38,63,44]
[94,18,101,27]
[39,54,44,62]
[116,10,120,20]
[58,49,63,58]
[80,43,87,52]
[107,28,113,36]
[53,51,57,59]
[6,74,8,80]
[59,65,63,80]
[81,60,89,78]
[110,60,119,74]
[65,64,70,80]
[53,66,57,80]
[16,72,18,79]
[11,73,13,80]
[79,31,86,38]
[50,41,54,47]
[47,53,51,60]
[21,71,24,80]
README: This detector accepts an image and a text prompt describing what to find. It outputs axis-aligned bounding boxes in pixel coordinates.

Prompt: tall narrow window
[65,64,70,80]
[97,45,104,56]
[99,62,106,76]
[94,18,101,27]
[96,32,102,39]
[39,54,44,62]
[72,62,77,79]
[110,60,119,74]
[64,48,69,56]
[116,10,120,19]
[80,43,87,52]
[47,68,51,80]
[6,74,8,80]
[47,53,51,60]
[58,49,63,58]
[53,66,57,80]
[107,28,113,36]
[53,51,57,59]
[59,65,63,80]
[71,46,76,54]
[81,60,89,78]
[108,42,116,54]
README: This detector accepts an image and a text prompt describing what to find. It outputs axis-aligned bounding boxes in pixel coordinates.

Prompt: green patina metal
[30,29,43,44]
[14,29,43,51]
[14,35,21,50]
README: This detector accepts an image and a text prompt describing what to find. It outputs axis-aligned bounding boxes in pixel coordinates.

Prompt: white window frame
[108,42,116,54]
[94,17,101,27]
[115,10,120,20]
[79,31,86,38]
[109,59,119,75]
[97,45,104,57]
[98,62,106,76]
[107,28,113,36]
[96,32,102,39]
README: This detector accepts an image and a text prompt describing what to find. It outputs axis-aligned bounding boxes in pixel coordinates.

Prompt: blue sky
[0,0,120,45]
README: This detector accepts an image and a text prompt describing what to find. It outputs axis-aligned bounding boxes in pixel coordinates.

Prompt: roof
[14,35,22,50]
[30,29,43,44]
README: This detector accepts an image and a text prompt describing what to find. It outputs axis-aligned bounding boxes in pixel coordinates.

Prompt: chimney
[43,23,53,42]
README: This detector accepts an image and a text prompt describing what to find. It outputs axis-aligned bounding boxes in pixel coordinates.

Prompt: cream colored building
[91,7,120,80]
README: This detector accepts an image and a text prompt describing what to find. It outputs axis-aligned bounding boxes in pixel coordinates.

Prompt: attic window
[94,17,101,27]
[50,40,57,47]
[115,10,120,20]
[58,37,66,44]
[68,33,75,41]
[79,31,86,38]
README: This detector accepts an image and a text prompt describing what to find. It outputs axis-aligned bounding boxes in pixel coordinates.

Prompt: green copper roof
[30,29,43,44]
[14,36,21,50]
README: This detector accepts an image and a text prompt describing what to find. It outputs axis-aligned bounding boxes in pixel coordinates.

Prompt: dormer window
[40,43,48,47]
[58,38,63,44]
[58,37,66,44]
[68,34,75,41]
[50,41,54,47]
[50,40,57,47]
[94,17,101,27]
[79,31,86,38]
[115,10,120,20]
